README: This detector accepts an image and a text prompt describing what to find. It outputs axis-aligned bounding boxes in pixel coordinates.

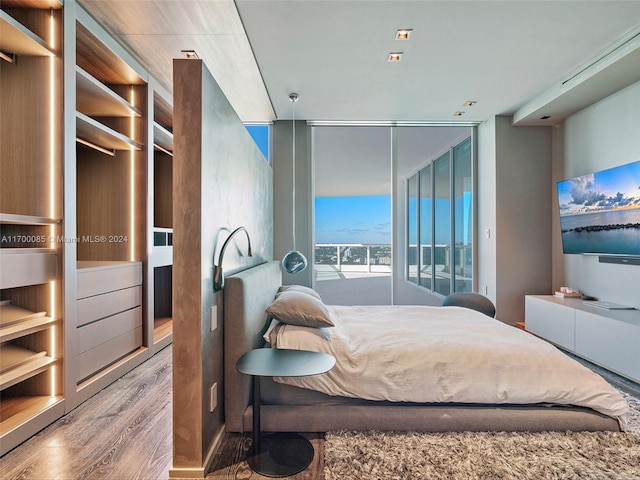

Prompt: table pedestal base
[247,432,314,477]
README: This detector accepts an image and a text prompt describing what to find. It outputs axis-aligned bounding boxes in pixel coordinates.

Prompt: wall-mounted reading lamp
[213,226,252,291]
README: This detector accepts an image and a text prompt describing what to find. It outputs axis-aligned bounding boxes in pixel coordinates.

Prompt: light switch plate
[210,305,217,332]
[210,383,217,412]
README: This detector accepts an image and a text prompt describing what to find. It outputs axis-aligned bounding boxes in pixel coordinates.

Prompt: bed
[223,261,629,434]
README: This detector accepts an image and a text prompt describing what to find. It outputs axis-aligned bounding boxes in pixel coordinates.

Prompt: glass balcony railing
[314,244,391,273]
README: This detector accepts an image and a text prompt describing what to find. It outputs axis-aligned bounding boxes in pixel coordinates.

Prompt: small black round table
[236,348,335,477]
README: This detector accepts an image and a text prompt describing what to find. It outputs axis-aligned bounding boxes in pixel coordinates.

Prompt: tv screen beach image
[557,160,640,256]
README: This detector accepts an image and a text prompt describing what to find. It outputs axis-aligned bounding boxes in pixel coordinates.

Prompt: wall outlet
[209,383,217,412]
[210,305,217,332]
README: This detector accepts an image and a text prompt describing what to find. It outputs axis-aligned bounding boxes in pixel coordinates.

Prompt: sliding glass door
[313,126,392,305]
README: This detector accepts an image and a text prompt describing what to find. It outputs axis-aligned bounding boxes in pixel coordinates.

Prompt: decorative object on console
[281,93,308,274]
[554,287,582,298]
[213,226,252,291]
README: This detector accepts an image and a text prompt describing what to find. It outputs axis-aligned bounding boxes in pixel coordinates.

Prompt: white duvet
[271,305,630,430]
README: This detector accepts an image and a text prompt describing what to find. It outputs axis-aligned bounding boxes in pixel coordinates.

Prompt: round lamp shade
[282,250,308,274]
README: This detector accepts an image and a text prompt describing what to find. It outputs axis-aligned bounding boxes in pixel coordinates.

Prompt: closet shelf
[76,112,142,151]
[0,301,55,343]
[76,67,142,118]
[0,10,54,57]
[153,122,173,153]
[0,213,60,225]
[0,345,55,391]
[0,396,62,437]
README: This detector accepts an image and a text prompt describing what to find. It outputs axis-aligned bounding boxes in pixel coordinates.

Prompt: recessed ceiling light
[540,115,551,120]
[463,101,477,107]
[388,52,403,62]
[181,49,199,59]
[454,111,465,117]
[395,29,413,40]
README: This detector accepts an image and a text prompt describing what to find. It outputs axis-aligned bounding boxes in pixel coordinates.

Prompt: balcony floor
[314,265,391,305]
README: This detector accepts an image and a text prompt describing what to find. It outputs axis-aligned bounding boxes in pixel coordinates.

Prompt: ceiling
[78,0,640,126]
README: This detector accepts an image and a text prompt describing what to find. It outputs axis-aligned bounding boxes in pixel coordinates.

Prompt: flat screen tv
[557,160,640,259]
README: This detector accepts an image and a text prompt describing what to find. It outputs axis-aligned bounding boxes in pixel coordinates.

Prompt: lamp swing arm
[213,226,253,291]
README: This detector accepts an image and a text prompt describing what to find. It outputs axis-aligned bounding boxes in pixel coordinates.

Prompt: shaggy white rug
[324,393,640,480]
[324,430,640,480]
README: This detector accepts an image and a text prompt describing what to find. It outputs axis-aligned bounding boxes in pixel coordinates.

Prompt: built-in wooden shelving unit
[68,4,150,406]
[1,1,64,456]
[1,0,174,456]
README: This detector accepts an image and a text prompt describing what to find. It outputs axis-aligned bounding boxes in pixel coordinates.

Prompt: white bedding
[271,305,630,430]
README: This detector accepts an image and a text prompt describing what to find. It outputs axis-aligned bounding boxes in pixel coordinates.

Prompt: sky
[557,160,640,216]
[315,195,391,244]
[245,124,270,160]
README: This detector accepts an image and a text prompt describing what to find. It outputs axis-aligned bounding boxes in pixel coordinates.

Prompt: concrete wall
[171,59,273,476]
[553,80,640,308]
[494,117,552,323]
[477,117,497,304]
[477,116,553,324]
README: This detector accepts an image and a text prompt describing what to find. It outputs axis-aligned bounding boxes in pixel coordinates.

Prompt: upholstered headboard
[223,260,282,432]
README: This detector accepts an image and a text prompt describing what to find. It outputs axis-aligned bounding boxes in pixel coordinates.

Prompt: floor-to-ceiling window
[405,133,474,296]
[453,137,473,292]
[418,163,432,290]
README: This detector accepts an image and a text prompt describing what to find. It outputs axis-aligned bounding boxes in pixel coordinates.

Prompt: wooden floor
[0,346,323,480]
[0,346,173,480]
[2,343,638,480]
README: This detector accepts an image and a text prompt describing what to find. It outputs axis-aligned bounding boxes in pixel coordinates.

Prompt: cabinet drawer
[77,307,141,355]
[77,261,142,299]
[0,249,57,289]
[575,310,640,382]
[77,326,143,382]
[525,296,575,350]
[77,286,141,327]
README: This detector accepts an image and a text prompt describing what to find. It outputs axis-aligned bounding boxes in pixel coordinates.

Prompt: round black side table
[236,348,335,477]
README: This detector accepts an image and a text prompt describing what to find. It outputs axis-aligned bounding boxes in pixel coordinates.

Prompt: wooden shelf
[76,66,142,118]
[0,213,60,225]
[0,395,62,437]
[0,10,54,57]
[0,345,55,391]
[76,111,142,151]
[0,301,55,343]
[154,317,172,343]
[153,122,173,153]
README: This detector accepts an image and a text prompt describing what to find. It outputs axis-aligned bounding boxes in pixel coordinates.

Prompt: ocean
[560,208,640,255]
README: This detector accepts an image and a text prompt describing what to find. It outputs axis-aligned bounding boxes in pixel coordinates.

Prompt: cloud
[568,175,640,213]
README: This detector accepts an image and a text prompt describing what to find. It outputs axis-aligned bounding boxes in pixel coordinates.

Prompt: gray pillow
[277,285,322,300]
[266,291,334,328]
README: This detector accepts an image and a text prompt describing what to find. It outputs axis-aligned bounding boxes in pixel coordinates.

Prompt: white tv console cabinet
[525,295,640,383]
